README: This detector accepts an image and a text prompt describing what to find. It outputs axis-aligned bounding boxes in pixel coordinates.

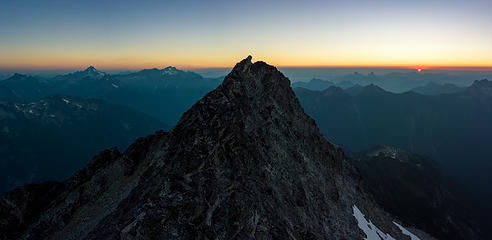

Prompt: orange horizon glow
[2,1,492,74]
[2,63,492,72]
[2,57,492,72]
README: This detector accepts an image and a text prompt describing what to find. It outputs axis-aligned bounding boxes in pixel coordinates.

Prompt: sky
[1,0,492,70]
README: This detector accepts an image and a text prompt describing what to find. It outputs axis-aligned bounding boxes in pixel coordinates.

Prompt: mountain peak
[85,66,97,72]
[10,73,32,78]
[360,83,387,94]
[6,73,35,82]
[233,55,253,72]
[468,79,492,96]
[177,56,297,132]
[161,66,179,75]
[470,79,491,88]
[76,66,105,78]
[321,86,345,96]
[222,55,288,91]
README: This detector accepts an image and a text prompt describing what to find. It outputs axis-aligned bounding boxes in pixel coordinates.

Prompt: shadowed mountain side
[348,145,480,240]
[0,95,165,193]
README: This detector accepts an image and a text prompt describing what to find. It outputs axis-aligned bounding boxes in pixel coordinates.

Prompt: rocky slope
[1,57,427,239]
[349,145,480,240]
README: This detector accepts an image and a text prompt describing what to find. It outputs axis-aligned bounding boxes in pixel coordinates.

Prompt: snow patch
[162,67,178,75]
[352,205,395,240]
[393,222,421,240]
[85,66,105,77]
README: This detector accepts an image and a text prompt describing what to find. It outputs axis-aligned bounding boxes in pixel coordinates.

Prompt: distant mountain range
[291,78,362,91]
[0,95,164,193]
[295,80,492,184]
[292,77,470,95]
[291,78,335,90]
[410,82,465,95]
[0,66,222,126]
[0,66,219,193]
[290,71,478,93]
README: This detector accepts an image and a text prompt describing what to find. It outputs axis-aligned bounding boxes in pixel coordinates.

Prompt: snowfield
[393,222,421,240]
[353,205,421,240]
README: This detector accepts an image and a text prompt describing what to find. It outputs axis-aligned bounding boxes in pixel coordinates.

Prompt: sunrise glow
[1,0,491,70]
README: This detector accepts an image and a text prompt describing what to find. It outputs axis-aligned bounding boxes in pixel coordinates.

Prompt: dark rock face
[1,57,417,239]
[349,145,480,240]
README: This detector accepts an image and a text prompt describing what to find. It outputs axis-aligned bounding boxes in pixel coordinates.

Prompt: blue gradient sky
[1,0,491,69]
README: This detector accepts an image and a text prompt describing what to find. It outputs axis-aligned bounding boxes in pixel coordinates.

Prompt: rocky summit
[1,57,428,239]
